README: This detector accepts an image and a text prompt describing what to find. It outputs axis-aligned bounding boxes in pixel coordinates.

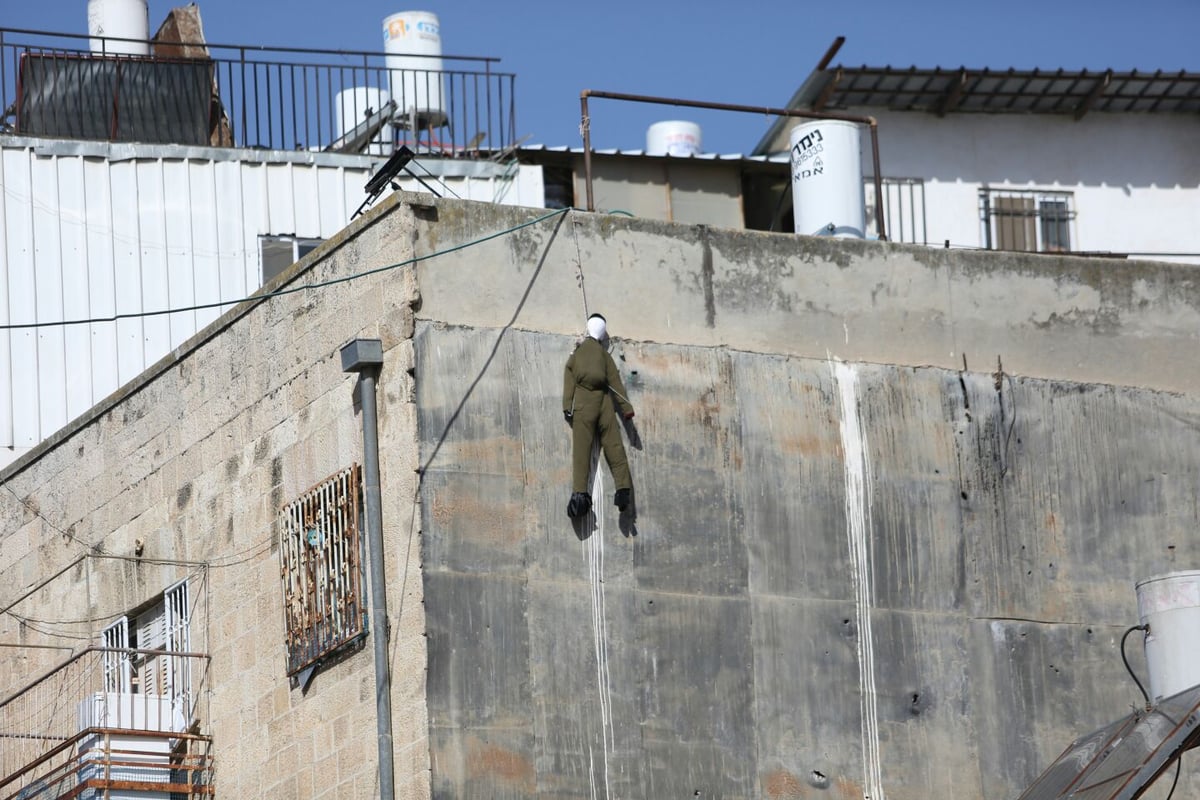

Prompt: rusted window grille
[278,464,366,677]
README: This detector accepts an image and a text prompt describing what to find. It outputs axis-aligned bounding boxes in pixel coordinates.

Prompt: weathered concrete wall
[413,206,1200,396]
[3,191,1200,800]
[0,197,431,799]
[406,202,1200,798]
[415,321,1200,799]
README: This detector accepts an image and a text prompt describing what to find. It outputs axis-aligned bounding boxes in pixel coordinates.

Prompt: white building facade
[756,58,1200,260]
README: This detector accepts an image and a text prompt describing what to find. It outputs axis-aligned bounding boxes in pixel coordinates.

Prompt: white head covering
[586,314,607,341]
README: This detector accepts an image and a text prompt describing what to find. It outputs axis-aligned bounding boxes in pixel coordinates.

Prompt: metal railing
[0,27,517,156]
[0,646,211,799]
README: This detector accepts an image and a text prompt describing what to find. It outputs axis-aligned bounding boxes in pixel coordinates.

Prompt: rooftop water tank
[646,121,702,157]
[1137,570,1200,701]
[789,119,866,238]
[87,0,150,56]
[383,11,448,129]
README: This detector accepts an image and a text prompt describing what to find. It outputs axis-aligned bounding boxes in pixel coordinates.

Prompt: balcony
[0,25,517,157]
[0,647,212,800]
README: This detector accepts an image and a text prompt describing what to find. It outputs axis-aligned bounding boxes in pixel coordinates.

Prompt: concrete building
[753,39,1200,259]
[2,189,1200,798]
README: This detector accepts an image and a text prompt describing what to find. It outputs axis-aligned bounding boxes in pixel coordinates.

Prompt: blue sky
[6,0,1199,154]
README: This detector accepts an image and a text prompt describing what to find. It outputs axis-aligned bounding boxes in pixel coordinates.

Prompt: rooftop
[754,37,1200,154]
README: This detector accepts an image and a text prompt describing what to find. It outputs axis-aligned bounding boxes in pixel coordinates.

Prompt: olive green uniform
[563,337,634,493]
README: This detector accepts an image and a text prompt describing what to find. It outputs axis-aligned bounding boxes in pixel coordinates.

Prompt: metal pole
[868,121,887,241]
[581,94,594,212]
[340,339,393,800]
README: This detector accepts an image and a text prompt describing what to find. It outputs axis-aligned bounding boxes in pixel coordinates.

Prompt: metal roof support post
[341,338,394,800]
[868,119,886,241]
[580,92,594,212]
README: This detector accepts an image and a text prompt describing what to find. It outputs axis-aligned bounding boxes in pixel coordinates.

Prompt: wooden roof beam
[813,67,844,111]
[933,68,968,116]
[1073,70,1112,120]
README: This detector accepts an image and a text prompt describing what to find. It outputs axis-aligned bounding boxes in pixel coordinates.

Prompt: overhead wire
[1,483,101,554]
[0,205,571,331]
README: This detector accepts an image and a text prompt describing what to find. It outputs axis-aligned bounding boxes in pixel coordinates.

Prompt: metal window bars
[980,188,1076,253]
[277,464,367,678]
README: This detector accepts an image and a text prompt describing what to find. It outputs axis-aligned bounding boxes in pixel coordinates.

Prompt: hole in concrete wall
[411,203,438,221]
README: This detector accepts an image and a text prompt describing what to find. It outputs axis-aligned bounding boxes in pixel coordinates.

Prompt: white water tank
[336,87,393,155]
[646,121,702,157]
[87,0,150,56]
[789,119,866,238]
[383,11,448,128]
[1137,571,1200,702]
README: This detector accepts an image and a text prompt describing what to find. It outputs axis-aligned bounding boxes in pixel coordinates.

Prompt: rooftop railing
[0,27,517,156]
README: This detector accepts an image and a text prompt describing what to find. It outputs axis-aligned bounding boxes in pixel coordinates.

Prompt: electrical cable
[0,206,571,331]
[569,210,589,320]
[1121,623,1151,707]
[997,367,1018,480]
[1,483,101,553]
[1163,753,1182,800]
[406,157,462,200]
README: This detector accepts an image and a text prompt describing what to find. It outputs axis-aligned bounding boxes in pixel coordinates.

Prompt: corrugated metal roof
[801,66,1200,116]
[754,55,1200,154]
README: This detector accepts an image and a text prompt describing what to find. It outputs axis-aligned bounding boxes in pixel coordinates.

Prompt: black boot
[614,488,631,512]
[567,492,592,518]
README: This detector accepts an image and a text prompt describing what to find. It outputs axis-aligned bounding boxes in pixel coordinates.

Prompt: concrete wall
[396,204,1200,798]
[416,326,1200,799]
[3,193,1200,799]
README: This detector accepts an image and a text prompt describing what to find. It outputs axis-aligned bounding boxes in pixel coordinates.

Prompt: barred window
[278,465,366,679]
[980,189,1075,253]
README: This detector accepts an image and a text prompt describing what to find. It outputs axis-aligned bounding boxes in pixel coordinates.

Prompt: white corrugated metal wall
[0,138,545,466]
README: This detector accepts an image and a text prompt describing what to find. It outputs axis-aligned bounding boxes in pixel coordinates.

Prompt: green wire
[0,206,572,331]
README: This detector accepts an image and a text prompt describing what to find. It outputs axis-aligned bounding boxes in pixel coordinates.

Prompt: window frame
[259,235,324,285]
[980,188,1076,253]
[98,579,191,704]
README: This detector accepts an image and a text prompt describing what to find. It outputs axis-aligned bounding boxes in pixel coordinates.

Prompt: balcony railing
[0,647,212,800]
[0,27,517,156]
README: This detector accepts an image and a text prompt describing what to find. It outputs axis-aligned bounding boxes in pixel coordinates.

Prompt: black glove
[563,410,573,424]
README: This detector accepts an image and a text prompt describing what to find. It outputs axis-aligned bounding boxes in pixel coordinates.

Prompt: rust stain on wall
[764,768,805,799]
[432,491,525,546]
[834,776,864,800]
[466,739,536,790]
[780,431,839,458]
